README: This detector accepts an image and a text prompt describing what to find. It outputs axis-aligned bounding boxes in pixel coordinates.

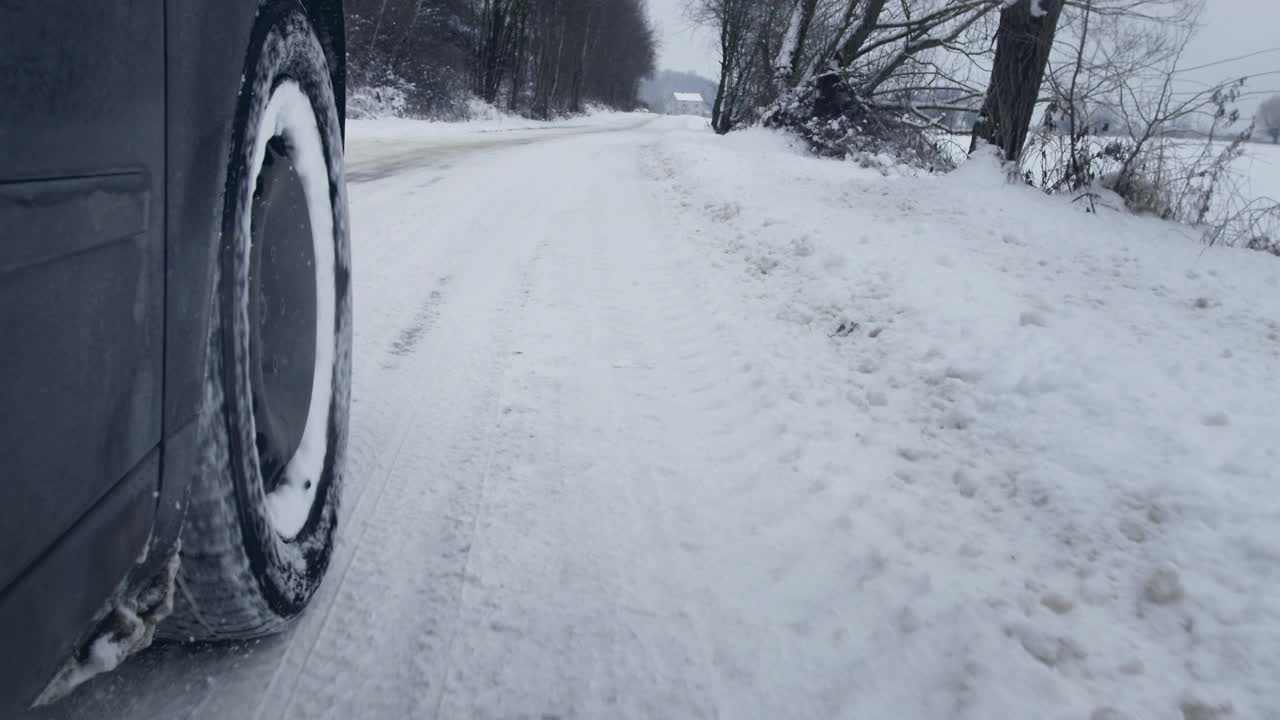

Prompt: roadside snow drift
[645,123,1280,719]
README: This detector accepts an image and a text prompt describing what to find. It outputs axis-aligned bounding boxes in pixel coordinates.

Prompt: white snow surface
[346,106,643,143]
[32,115,1280,720]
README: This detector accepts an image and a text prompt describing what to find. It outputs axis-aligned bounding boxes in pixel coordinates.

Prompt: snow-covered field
[29,114,1279,720]
[1015,135,1280,214]
[938,133,1280,222]
[1234,141,1280,204]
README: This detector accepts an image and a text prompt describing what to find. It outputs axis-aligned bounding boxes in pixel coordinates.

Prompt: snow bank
[647,122,1280,718]
[347,105,645,144]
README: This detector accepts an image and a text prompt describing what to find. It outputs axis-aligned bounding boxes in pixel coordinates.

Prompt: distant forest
[347,0,657,119]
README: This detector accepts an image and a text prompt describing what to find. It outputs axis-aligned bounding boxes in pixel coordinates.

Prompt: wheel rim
[247,80,337,541]
[250,138,316,513]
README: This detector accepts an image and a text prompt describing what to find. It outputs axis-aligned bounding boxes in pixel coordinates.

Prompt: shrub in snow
[1105,129,1247,227]
[764,77,956,172]
[1025,17,1280,257]
[463,97,520,122]
[1244,232,1279,256]
[1026,113,1280,256]
[348,83,411,119]
[346,68,471,121]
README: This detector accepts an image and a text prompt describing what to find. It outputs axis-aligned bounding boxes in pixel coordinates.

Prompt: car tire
[161,0,351,641]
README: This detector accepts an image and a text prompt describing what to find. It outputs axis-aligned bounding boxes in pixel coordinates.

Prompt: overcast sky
[647,0,718,77]
[1181,0,1280,114]
[646,0,1280,114]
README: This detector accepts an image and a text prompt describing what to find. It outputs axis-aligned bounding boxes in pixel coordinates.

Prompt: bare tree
[1026,0,1207,188]
[711,0,1006,166]
[1015,0,1275,253]
[688,0,766,133]
[690,0,1006,129]
[1259,95,1280,144]
[970,0,1065,162]
[773,0,819,89]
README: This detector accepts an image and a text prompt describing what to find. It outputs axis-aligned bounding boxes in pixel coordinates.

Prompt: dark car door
[0,2,165,592]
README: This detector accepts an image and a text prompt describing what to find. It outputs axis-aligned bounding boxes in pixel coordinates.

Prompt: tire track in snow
[244,152,508,719]
[425,234,549,720]
[383,275,452,368]
[423,138,754,719]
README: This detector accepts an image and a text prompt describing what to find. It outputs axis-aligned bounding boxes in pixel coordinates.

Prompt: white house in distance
[669,92,708,116]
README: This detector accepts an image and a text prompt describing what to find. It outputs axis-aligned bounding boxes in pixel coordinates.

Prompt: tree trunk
[710,3,734,135]
[833,0,885,68]
[480,2,508,103]
[569,5,593,113]
[368,0,391,54]
[507,7,527,112]
[970,0,1065,162]
[774,0,817,89]
[711,64,730,134]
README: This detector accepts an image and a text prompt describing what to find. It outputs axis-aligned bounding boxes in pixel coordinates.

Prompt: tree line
[689,0,1204,161]
[347,0,658,118]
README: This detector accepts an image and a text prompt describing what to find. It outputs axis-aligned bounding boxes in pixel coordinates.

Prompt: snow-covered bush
[1244,231,1280,256]
[348,83,412,119]
[765,76,957,172]
[347,67,476,121]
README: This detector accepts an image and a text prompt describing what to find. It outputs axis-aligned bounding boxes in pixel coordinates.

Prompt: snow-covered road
[35,114,757,719]
[29,115,1280,719]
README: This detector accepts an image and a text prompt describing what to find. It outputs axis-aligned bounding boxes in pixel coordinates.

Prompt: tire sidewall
[217,1,351,619]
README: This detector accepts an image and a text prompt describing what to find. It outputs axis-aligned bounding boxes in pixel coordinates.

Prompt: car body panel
[161,0,258,433]
[0,448,157,712]
[0,1,165,592]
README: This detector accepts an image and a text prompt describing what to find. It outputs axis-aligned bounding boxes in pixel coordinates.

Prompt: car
[0,0,351,712]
